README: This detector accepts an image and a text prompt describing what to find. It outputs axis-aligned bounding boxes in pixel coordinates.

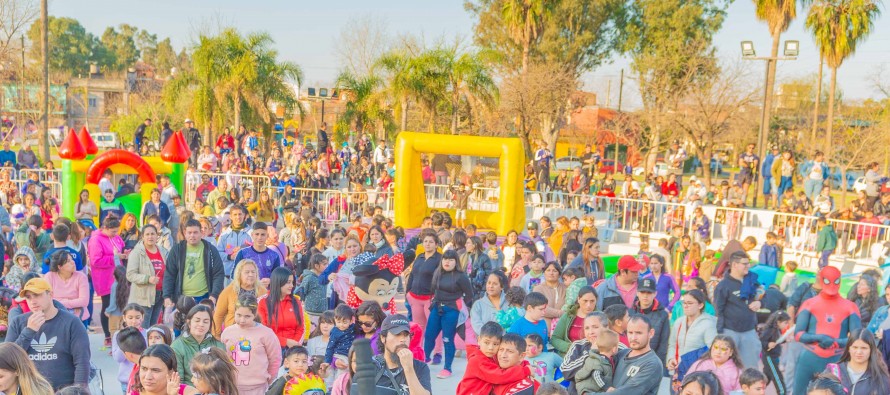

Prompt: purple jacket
[88,231,124,296]
[644,272,681,310]
[355,330,380,355]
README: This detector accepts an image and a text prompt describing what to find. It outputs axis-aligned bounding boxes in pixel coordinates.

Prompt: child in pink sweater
[221,294,283,395]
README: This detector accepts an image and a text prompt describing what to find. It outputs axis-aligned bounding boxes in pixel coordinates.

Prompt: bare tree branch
[333,14,391,77]
[0,0,37,64]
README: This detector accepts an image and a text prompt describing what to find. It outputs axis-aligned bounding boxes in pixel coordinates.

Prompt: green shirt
[182,242,208,296]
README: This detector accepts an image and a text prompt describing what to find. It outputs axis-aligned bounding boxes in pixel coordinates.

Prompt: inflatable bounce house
[58,127,191,224]
[392,132,525,234]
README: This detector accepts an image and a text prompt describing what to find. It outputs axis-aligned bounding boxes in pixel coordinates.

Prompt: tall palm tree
[335,71,393,140]
[501,0,553,73]
[806,0,881,157]
[376,50,418,132]
[410,49,450,132]
[753,0,798,152]
[163,33,227,144]
[434,46,499,135]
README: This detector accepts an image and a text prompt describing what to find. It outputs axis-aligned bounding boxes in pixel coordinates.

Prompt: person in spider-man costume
[792,266,861,395]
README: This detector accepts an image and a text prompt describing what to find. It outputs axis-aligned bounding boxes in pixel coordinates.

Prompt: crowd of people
[0,125,885,395]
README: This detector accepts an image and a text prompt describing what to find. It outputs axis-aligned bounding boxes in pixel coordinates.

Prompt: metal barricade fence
[19,168,62,183]
[185,171,272,209]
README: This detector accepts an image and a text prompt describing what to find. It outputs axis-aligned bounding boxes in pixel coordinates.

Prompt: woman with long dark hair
[140,188,170,228]
[424,249,473,378]
[258,267,309,351]
[850,276,880,325]
[169,305,225,386]
[74,189,98,230]
[367,225,392,258]
[679,371,724,395]
[118,212,141,262]
[87,215,125,347]
[44,250,90,321]
[569,237,604,282]
[551,286,599,354]
[667,289,718,384]
[126,224,169,328]
[824,329,890,395]
[465,235,493,298]
[407,231,444,364]
[355,301,386,354]
[470,271,509,338]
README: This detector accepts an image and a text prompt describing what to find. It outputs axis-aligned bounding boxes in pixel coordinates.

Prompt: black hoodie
[633,299,670,372]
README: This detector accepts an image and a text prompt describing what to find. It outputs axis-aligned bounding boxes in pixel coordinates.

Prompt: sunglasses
[359,321,376,328]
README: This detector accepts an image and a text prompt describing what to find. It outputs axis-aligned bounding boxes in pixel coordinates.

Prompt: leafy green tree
[154,38,177,77]
[98,24,139,71]
[336,71,393,140]
[806,0,881,157]
[376,49,420,132]
[753,0,798,154]
[436,46,498,134]
[500,0,553,73]
[26,16,93,75]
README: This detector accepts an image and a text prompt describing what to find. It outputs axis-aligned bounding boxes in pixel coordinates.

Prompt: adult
[16,144,38,169]
[644,254,680,310]
[424,250,473,378]
[667,290,718,382]
[233,222,282,285]
[784,275,822,392]
[678,371,724,395]
[713,236,757,279]
[215,127,235,153]
[561,312,609,394]
[366,314,432,395]
[667,140,687,187]
[0,342,54,395]
[43,251,90,322]
[569,237,604,283]
[713,251,760,369]
[737,143,759,199]
[772,150,796,203]
[73,190,98,230]
[465,235,494,298]
[132,344,200,395]
[534,261,567,325]
[761,145,779,209]
[596,255,644,311]
[212,259,267,337]
[824,329,890,395]
[5,278,90,390]
[864,161,884,211]
[170,304,225,386]
[406,232,444,364]
[793,266,862,395]
[551,286,598,355]
[247,191,276,224]
[216,205,252,280]
[162,219,225,307]
[594,316,664,395]
[141,188,171,228]
[803,150,830,201]
[850,275,880,326]
[316,122,330,155]
[0,141,16,168]
[258,267,309,349]
[134,118,151,152]
[319,237,370,305]
[158,175,180,238]
[87,215,125,346]
[634,277,670,367]
[367,226,392,258]
[184,119,201,166]
[126,224,169,328]
[470,271,509,338]
[160,121,173,148]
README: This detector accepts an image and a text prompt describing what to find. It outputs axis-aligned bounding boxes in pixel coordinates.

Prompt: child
[524,333,563,383]
[105,265,132,348]
[270,346,330,395]
[98,189,124,224]
[687,335,743,394]
[740,368,768,395]
[298,254,328,321]
[325,304,356,378]
[457,322,534,395]
[330,347,356,395]
[507,292,550,350]
[605,304,630,347]
[496,286,527,329]
[815,217,837,269]
[575,329,619,394]
[780,261,798,297]
[115,326,147,394]
[146,324,173,346]
[221,294,283,395]
[759,232,780,268]
[307,311,335,389]
[537,382,569,395]
[760,311,791,395]
[698,250,717,282]
[562,267,587,312]
[172,295,197,338]
[190,347,240,395]
[4,246,39,291]
[519,254,546,293]
[492,333,540,395]
[111,304,145,393]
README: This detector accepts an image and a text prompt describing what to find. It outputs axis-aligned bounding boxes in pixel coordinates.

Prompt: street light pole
[40,0,49,161]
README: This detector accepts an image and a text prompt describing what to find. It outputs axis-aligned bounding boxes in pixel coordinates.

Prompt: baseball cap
[184,118,193,123]
[618,255,644,272]
[381,314,411,335]
[20,278,52,297]
[527,221,539,230]
[638,278,656,293]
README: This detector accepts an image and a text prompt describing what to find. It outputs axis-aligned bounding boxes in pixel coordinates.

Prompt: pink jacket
[88,231,124,296]
[688,359,741,395]
[221,323,283,388]
[44,271,90,320]
[331,371,351,395]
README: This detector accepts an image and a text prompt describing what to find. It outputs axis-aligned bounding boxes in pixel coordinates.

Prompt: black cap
[381,314,411,335]
[638,278,656,293]
[527,221,539,230]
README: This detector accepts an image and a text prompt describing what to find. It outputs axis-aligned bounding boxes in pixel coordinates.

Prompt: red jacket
[216,134,234,150]
[661,182,679,197]
[257,294,311,347]
[457,345,533,395]
[492,360,539,395]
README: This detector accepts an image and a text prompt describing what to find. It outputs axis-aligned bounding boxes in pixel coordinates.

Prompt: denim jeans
[819,249,834,268]
[778,176,793,196]
[424,304,459,371]
[804,179,822,201]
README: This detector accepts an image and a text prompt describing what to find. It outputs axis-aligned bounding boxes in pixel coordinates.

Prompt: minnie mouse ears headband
[353,253,405,277]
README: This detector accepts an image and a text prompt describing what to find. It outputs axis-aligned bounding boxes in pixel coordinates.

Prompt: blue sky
[52,0,889,108]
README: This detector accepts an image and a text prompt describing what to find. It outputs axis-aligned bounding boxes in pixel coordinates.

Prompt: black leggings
[101,294,111,339]
[763,354,786,395]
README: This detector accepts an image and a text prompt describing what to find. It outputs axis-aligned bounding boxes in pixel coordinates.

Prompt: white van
[91,132,119,149]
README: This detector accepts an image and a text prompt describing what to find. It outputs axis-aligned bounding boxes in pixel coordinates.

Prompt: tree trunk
[522,40,530,75]
[519,117,533,161]
[702,144,714,188]
[400,96,409,132]
[760,32,781,152]
[451,92,459,135]
[826,67,837,158]
[234,94,242,147]
[541,115,559,156]
[811,56,824,155]
[841,166,848,208]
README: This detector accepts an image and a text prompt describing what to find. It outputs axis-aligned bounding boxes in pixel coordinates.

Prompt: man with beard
[588,315,663,394]
[360,314,431,395]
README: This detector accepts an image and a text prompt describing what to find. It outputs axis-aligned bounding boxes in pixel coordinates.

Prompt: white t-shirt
[809,161,825,180]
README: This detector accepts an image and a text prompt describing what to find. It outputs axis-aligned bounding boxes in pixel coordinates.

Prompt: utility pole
[614,69,624,175]
[20,36,26,131]
[40,0,49,161]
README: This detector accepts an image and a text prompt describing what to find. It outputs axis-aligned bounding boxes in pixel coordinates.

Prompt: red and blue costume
[793,266,861,395]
